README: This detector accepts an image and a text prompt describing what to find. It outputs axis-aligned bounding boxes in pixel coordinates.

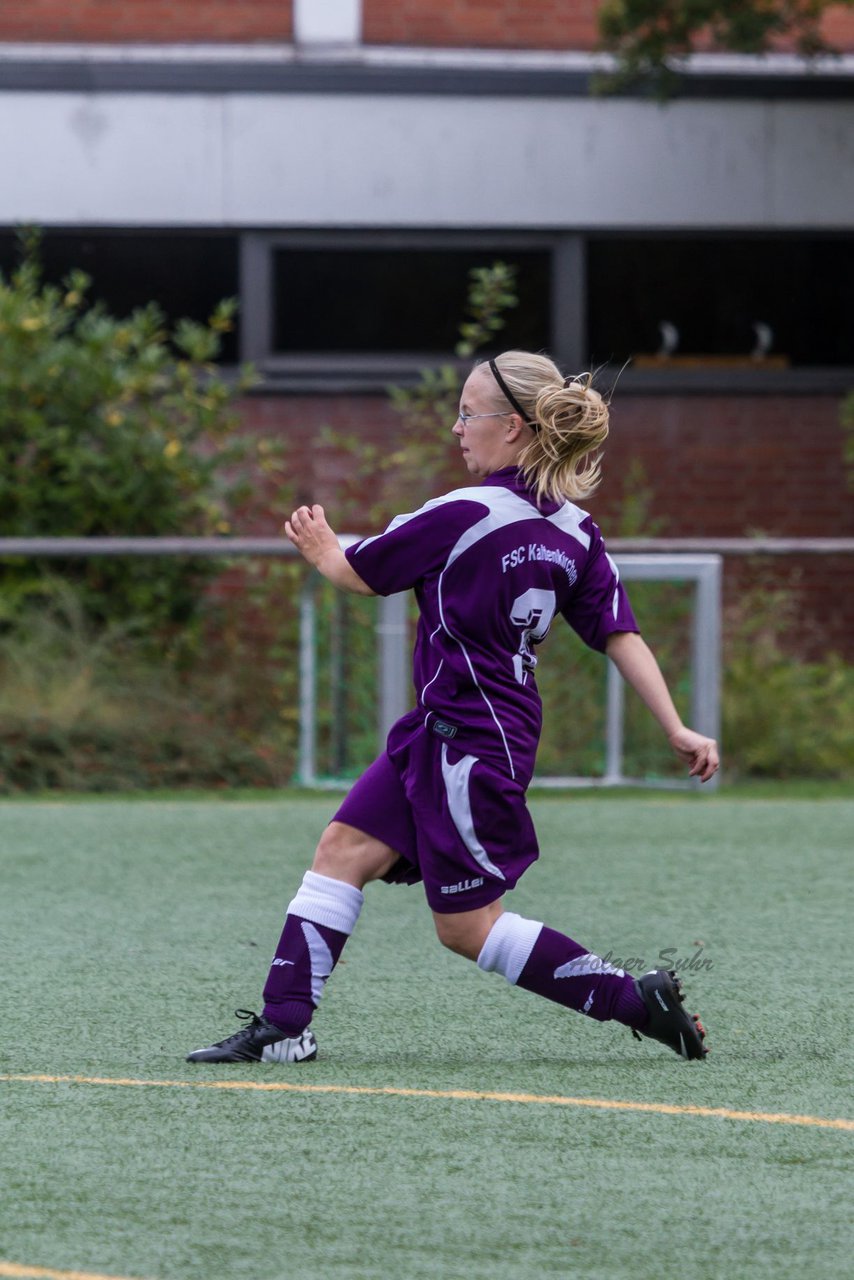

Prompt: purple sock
[261,871,364,1036]
[477,913,647,1029]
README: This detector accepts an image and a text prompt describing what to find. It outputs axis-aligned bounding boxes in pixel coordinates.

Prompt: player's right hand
[284,504,340,570]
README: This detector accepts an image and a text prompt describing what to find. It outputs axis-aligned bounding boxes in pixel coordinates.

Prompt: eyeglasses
[456,410,513,427]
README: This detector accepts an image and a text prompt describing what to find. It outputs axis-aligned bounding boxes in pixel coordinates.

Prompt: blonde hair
[481,351,609,504]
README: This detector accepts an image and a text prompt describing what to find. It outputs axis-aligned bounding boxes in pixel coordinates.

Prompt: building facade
[1,0,852,652]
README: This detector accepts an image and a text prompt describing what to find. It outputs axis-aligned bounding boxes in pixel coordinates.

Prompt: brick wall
[2,0,852,50]
[818,4,854,47]
[592,395,852,539]
[362,0,604,50]
[0,1,293,43]
[362,0,854,52]
[592,395,854,660]
[238,390,854,658]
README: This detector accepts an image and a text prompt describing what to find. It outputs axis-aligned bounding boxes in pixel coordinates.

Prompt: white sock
[476,912,543,985]
[287,870,364,935]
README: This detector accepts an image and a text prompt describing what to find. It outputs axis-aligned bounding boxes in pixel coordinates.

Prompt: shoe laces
[211,1009,264,1047]
[234,1008,262,1024]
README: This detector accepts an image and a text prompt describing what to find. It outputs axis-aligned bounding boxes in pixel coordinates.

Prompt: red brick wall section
[591,395,853,540]
[363,0,604,51]
[815,4,854,49]
[590,394,854,661]
[239,392,853,539]
[1,0,852,50]
[0,1,293,43]
[238,390,854,658]
[362,0,854,52]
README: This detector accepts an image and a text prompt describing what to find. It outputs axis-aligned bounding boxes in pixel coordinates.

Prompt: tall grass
[0,578,296,791]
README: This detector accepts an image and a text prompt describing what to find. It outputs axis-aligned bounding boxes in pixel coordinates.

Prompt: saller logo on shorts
[441,877,485,895]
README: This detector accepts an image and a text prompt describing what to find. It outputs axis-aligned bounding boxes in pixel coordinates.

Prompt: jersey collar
[481,466,562,515]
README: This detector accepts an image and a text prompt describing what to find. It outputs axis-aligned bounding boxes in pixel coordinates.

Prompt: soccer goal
[296,552,722,791]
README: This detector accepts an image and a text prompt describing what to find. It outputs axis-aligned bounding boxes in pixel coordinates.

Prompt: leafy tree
[598,0,850,87]
[0,229,283,632]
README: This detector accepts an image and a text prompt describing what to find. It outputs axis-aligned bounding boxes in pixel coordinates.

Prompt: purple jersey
[345,466,638,786]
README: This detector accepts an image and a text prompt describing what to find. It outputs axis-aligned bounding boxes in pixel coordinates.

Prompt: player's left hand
[284,504,340,570]
[667,727,720,783]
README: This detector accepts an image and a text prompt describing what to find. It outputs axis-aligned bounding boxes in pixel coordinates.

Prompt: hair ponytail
[484,352,609,504]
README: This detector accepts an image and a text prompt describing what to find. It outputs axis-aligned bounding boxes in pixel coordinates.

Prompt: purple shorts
[333,722,539,914]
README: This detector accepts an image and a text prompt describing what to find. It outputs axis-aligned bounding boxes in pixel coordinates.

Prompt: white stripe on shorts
[440,745,505,882]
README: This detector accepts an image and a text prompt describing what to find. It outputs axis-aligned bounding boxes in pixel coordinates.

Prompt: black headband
[488,358,538,430]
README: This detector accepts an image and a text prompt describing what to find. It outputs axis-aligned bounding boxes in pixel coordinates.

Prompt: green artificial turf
[0,794,851,1280]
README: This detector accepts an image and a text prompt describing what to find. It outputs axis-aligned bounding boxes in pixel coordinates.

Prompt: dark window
[0,230,240,362]
[587,237,854,368]
[272,247,551,356]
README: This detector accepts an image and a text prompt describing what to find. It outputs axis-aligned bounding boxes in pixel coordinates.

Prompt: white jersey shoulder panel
[546,502,592,551]
[445,488,545,570]
[350,487,489,556]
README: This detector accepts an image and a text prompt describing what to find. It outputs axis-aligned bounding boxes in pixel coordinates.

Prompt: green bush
[0,229,279,633]
[722,582,854,779]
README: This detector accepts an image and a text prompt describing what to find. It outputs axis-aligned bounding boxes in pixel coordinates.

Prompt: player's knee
[433,910,496,961]
[312,823,365,880]
[312,821,396,887]
[433,901,505,960]
[433,914,475,958]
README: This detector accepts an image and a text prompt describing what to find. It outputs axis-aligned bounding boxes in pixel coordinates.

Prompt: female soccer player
[188,351,718,1066]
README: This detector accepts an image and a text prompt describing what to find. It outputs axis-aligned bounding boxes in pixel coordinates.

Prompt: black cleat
[631,969,708,1061]
[186,1009,317,1064]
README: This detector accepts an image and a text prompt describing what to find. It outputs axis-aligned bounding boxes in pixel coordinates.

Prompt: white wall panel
[0,90,851,228]
[768,103,854,225]
[0,94,224,224]
[293,0,361,44]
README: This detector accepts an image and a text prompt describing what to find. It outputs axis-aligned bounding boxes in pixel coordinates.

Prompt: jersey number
[510,588,557,684]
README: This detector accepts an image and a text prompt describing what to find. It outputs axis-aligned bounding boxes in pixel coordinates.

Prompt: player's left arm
[285,504,376,596]
[605,631,719,783]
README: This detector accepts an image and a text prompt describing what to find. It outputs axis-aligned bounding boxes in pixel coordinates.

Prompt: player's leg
[473,910,707,1059]
[433,903,647,1028]
[187,751,416,1065]
[471,908,647,1025]
[186,821,397,1064]
[419,741,706,1059]
[259,821,399,1037]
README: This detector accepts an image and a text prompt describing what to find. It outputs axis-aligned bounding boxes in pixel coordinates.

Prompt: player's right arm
[344,493,488,596]
[285,504,375,596]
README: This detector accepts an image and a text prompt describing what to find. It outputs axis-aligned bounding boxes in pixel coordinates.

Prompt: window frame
[586,228,854,396]
[238,229,585,389]
[239,228,854,395]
